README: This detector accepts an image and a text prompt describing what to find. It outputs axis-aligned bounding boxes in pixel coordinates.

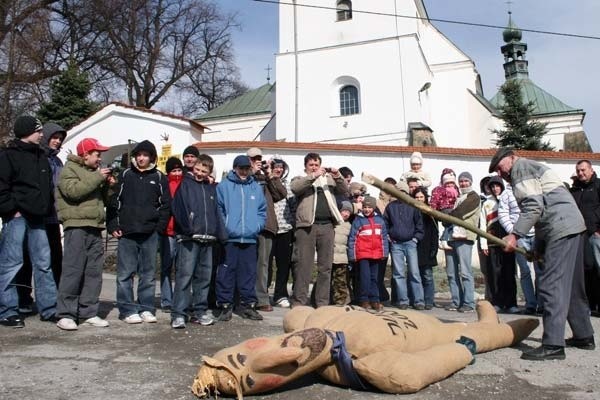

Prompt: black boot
[565,336,595,350]
[520,345,565,361]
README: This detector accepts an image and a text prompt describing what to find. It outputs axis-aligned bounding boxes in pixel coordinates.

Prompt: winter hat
[442,173,456,185]
[458,171,473,184]
[183,145,200,158]
[132,140,157,162]
[14,115,43,138]
[396,180,410,194]
[362,196,377,208]
[165,156,183,174]
[233,154,251,168]
[340,201,353,213]
[410,151,423,164]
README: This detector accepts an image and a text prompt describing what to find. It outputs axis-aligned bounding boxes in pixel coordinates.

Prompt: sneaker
[397,303,409,310]
[40,314,60,323]
[171,317,186,329]
[445,304,458,311]
[57,318,78,331]
[82,316,109,327]
[0,315,25,328]
[458,306,475,313]
[240,306,263,321]
[190,314,214,326]
[424,304,433,310]
[217,305,233,322]
[123,313,143,324]
[18,305,33,314]
[140,311,157,323]
[274,298,291,308]
[413,304,425,311]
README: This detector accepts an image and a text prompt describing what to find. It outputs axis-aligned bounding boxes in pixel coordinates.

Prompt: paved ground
[1,274,599,400]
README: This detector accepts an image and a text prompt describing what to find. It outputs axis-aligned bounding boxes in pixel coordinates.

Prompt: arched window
[336,0,352,21]
[339,85,359,115]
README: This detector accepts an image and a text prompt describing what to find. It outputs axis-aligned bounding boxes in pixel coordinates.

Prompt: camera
[324,167,332,173]
[261,160,269,170]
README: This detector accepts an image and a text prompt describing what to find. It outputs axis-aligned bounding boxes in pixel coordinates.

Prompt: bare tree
[80,0,239,109]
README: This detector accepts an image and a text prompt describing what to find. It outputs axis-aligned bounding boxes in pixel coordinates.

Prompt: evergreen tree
[37,63,98,130]
[492,79,553,151]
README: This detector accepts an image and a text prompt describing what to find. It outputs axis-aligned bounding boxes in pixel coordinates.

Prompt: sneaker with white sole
[140,311,157,323]
[171,317,186,329]
[83,316,109,327]
[56,318,78,331]
[275,298,291,308]
[123,313,143,324]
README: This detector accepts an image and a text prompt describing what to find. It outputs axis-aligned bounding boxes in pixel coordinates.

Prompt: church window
[340,85,359,115]
[336,0,352,21]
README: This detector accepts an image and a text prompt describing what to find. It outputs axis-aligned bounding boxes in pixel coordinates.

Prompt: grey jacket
[510,157,585,242]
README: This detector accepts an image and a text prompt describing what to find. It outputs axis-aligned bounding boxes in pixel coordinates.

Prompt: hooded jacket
[172,174,226,241]
[42,122,67,224]
[479,176,506,249]
[106,140,171,236]
[56,154,110,229]
[217,170,266,243]
[0,138,52,223]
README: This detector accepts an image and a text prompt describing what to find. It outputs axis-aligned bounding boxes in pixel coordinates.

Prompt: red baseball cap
[76,138,110,156]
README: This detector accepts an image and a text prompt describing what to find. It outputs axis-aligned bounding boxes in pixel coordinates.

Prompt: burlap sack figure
[192,301,538,398]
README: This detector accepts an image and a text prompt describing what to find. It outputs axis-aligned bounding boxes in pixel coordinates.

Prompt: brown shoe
[370,302,383,311]
[256,304,273,312]
[359,302,372,309]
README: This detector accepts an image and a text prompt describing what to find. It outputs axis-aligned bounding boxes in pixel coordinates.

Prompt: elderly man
[570,159,600,314]
[489,148,595,360]
[290,152,348,308]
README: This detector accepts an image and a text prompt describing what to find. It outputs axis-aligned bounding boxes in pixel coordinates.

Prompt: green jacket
[56,154,109,229]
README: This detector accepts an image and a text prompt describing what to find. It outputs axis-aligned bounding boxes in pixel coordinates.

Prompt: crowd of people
[0,116,597,360]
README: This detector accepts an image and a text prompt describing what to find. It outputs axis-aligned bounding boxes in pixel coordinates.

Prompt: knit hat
[165,156,183,174]
[396,180,410,194]
[340,201,353,213]
[14,115,43,138]
[233,154,251,168]
[362,196,377,208]
[458,171,473,184]
[183,145,199,158]
[488,147,515,173]
[410,151,423,164]
[442,173,456,185]
[247,147,262,158]
[132,140,157,162]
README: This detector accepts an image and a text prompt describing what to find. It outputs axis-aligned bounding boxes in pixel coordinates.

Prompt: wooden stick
[361,172,532,259]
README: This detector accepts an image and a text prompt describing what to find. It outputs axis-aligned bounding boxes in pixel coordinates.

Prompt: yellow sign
[161,144,172,157]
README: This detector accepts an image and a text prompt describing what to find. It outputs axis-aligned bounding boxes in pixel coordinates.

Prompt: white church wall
[466,95,501,148]
[199,114,271,142]
[418,21,471,65]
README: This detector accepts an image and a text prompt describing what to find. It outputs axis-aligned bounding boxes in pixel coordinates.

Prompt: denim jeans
[0,216,57,319]
[116,232,158,318]
[420,266,435,306]
[585,233,600,274]
[356,259,380,303]
[159,235,177,308]
[515,236,538,310]
[171,240,212,319]
[390,240,423,306]
[445,240,475,309]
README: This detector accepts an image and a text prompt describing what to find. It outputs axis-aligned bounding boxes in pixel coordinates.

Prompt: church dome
[503,12,522,43]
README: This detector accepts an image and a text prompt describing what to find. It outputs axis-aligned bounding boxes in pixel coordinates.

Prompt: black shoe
[397,304,409,310]
[565,336,595,350]
[413,304,425,311]
[217,305,233,322]
[40,314,60,323]
[520,345,565,361]
[240,306,263,321]
[522,307,537,315]
[0,315,25,328]
[458,306,475,313]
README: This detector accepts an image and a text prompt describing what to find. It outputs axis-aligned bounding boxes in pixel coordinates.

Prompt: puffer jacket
[56,154,109,229]
[0,138,52,223]
[348,211,389,262]
[333,220,351,264]
[217,170,266,244]
[383,199,424,243]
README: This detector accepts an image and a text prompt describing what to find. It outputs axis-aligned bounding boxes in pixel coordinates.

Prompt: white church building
[200,0,588,151]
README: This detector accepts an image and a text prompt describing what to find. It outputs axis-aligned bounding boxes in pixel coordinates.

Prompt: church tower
[501,12,529,80]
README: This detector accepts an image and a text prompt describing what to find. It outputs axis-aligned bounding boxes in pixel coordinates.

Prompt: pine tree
[492,79,553,150]
[37,63,98,130]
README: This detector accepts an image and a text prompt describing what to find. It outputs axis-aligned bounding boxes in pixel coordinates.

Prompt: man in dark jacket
[16,122,67,312]
[0,116,58,327]
[107,140,171,324]
[570,159,600,313]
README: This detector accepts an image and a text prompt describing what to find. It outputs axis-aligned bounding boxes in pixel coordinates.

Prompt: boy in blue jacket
[170,156,224,329]
[216,155,267,322]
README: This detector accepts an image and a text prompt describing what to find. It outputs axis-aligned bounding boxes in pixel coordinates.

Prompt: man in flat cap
[489,148,594,360]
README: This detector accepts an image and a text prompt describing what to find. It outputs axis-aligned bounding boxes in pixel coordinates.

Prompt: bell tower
[501,12,529,80]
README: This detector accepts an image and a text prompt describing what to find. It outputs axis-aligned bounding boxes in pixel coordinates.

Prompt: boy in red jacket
[347,196,389,310]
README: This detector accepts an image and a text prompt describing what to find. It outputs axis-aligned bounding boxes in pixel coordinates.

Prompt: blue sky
[219,0,599,151]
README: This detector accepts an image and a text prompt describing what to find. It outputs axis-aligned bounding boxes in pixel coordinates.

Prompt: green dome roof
[503,12,522,43]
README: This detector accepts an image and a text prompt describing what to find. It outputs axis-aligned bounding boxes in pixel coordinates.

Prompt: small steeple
[500,11,529,80]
